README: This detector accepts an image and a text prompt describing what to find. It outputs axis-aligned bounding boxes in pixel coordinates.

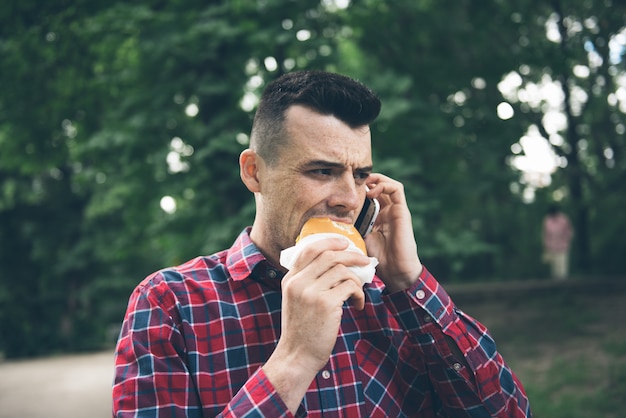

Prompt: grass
[523,356,625,418]
[456,283,626,418]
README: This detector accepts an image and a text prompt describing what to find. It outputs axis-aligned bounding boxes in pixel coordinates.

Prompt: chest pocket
[355,336,437,417]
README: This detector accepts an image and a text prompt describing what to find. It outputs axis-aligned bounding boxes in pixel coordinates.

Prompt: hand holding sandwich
[264,231,370,413]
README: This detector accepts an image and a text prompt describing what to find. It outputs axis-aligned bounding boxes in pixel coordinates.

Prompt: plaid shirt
[113,228,530,417]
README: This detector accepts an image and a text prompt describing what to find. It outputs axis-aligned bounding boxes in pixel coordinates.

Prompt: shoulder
[170,251,230,282]
[134,250,229,301]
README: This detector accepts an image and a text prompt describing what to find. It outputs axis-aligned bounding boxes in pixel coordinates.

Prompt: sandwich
[296,217,368,256]
[280,217,378,284]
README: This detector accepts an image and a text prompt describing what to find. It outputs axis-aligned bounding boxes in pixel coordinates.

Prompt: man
[113,71,531,417]
[542,204,573,280]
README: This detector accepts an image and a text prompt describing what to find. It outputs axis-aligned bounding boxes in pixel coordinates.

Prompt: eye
[354,171,371,183]
[310,168,333,177]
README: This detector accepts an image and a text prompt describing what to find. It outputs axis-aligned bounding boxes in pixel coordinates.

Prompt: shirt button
[453,362,463,371]
[321,370,331,379]
[267,269,277,279]
[416,290,426,300]
[423,315,433,323]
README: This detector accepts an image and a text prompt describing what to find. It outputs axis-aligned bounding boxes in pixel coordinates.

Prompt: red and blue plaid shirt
[113,228,530,417]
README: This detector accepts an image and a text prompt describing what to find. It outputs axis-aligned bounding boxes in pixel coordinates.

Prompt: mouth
[308,215,354,226]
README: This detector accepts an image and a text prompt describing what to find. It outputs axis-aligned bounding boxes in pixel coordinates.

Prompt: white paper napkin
[279,233,378,285]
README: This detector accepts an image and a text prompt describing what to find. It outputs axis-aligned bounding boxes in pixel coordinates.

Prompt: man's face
[256,105,373,257]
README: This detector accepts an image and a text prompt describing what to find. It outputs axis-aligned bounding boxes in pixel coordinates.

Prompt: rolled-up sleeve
[382,267,531,417]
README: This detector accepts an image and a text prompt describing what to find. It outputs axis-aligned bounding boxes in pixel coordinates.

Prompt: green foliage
[342,0,626,279]
[1,0,625,358]
[0,0,346,358]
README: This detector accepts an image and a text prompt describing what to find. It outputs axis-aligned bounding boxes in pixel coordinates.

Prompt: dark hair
[546,204,560,215]
[250,71,381,165]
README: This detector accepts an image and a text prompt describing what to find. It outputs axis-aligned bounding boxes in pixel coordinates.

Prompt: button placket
[316,361,335,388]
[314,363,337,412]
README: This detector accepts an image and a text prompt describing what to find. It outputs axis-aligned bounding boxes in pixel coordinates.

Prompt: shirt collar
[226,227,284,282]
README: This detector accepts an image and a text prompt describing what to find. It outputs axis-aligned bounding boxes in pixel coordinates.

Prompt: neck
[249,222,285,271]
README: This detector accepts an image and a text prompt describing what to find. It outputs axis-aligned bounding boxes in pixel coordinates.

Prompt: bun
[297,217,367,255]
[281,217,378,285]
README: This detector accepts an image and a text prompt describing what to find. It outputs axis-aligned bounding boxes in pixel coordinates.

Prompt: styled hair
[250,70,381,165]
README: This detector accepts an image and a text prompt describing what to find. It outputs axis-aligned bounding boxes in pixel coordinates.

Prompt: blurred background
[1,0,625,417]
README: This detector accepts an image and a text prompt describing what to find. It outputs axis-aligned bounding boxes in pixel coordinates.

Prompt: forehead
[281,105,373,166]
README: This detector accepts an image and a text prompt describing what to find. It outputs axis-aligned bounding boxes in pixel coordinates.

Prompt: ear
[239,149,263,193]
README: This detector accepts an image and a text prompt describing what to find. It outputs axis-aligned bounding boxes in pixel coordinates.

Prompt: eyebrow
[301,160,373,173]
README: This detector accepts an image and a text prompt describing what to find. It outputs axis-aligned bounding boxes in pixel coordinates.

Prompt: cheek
[265,186,320,239]
[262,173,328,224]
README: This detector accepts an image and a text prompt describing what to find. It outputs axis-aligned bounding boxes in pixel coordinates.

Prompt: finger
[290,238,370,275]
[324,263,365,289]
[282,245,370,302]
[289,237,351,271]
[326,274,365,311]
[290,251,369,294]
[366,174,406,205]
[316,264,367,312]
[283,264,364,317]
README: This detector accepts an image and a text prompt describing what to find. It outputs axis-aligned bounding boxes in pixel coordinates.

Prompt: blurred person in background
[113,70,531,417]
[542,204,574,280]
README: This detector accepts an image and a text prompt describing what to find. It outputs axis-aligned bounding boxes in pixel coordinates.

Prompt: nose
[328,172,362,213]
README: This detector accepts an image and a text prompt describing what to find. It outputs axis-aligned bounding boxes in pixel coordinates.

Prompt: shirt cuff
[382,266,457,332]
[224,367,296,417]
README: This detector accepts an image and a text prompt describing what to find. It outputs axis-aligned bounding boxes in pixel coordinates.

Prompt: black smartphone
[354,196,380,237]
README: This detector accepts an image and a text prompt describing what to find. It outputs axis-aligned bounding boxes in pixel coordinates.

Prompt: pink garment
[543,213,573,252]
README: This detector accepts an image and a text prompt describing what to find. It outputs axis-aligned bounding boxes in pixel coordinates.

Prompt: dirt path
[0,350,113,418]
